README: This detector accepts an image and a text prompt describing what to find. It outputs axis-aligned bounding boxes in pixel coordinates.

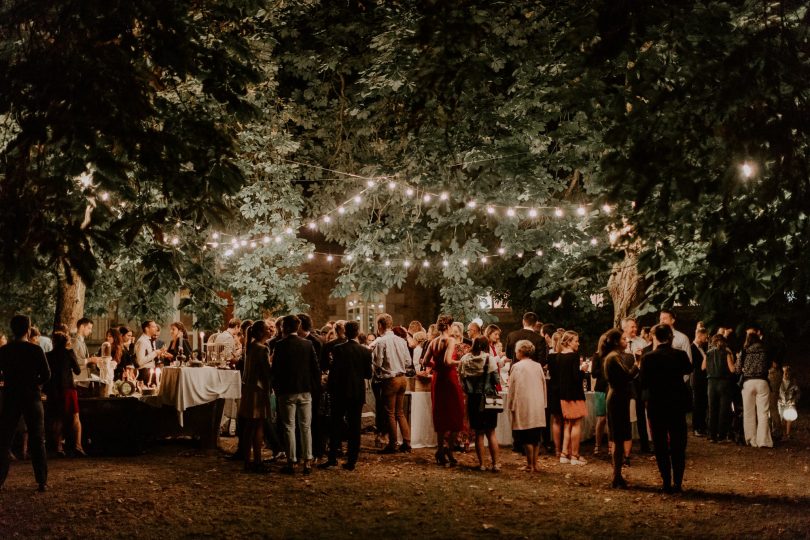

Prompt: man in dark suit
[640,324,694,493]
[319,321,372,471]
[504,312,546,365]
[272,315,321,475]
[0,315,51,492]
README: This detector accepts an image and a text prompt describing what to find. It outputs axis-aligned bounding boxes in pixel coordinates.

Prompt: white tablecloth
[407,391,600,448]
[149,367,241,427]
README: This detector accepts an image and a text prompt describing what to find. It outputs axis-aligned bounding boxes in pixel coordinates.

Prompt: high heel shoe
[434,448,448,466]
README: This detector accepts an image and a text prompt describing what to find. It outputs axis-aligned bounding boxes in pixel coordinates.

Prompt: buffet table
[80,367,241,454]
[146,367,241,427]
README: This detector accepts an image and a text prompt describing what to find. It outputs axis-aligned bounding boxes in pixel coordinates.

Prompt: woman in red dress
[424,315,465,466]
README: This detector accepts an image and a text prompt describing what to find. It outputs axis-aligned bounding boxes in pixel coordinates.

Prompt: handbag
[479,357,504,412]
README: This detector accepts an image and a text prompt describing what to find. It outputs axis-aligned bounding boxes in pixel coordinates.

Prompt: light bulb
[403,260,411,268]
[323,215,331,223]
[307,253,315,260]
[486,206,495,215]
[345,254,353,261]
[354,195,361,204]
[601,204,612,214]
[497,247,506,255]
[326,255,334,262]
[405,188,414,197]
[440,192,449,201]
[516,252,524,258]
[274,236,282,243]
[249,241,257,248]
[461,258,469,266]
[263,236,271,244]
[338,207,345,214]
[423,194,431,203]
[212,232,220,240]
[365,257,371,262]
[231,238,239,246]
[384,260,391,267]
[422,260,430,268]
[171,237,180,246]
[536,249,543,256]
[528,208,538,218]
[577,206,586,216]
[308,222,317,230]
[211,242,219,248]
[239,239,247,247]
[741,162,754,178]
[467,200,477,208]
[100,192,109,201]
[442,260,449,267]
[480,256,488,264]
[554,208,563,218]
[224,249,234,257]
[366,180,375,188]
[590,238,598,246]
[388,181,397,190]
[506,208,516,217]
[285,227,294,234]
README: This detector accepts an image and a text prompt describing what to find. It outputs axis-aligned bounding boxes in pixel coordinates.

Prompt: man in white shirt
[371,313,411,454]
[215,318,242,436]
[135,320,166,381]
[214,318,242,363]
[659,310,693,365]
[621,316,652,454]
[74,317,100,379]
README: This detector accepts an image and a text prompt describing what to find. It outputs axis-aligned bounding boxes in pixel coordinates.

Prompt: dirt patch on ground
[1,425,809,539]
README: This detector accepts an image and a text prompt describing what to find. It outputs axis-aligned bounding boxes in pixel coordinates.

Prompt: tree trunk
[607,251,644,326]
[54,264,86,332]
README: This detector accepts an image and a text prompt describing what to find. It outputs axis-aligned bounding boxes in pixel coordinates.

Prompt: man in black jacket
[504,312,546,365]
[640,324,694,493]
[320,321,372,471]
[0,315,51,492]
[272,315,321,475]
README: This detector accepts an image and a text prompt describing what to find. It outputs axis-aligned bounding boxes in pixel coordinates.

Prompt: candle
[155,367,161,387]
[149,367,155,387]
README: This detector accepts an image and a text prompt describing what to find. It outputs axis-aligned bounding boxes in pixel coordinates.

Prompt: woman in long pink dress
[424,315,465,466]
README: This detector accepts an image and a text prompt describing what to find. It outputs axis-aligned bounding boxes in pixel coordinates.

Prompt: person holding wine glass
[167,322,192,365]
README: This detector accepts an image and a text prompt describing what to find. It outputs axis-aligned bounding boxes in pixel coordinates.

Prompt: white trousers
[742,379,773,448]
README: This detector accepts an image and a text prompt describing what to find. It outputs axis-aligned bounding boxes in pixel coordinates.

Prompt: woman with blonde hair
[557,330,588,465]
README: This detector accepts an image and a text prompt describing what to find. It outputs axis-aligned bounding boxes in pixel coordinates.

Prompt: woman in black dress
[545,337,563,459]
[459,337,501,471]
[602,328,638,488]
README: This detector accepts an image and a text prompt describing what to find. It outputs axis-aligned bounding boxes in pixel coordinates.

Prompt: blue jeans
[280,393,312,463]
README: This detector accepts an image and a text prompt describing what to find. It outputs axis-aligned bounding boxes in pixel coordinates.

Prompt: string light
[590,238,598,246]
[307,253,315,260]
[326,255,334,262]
[497,247,506,255]
[554,208,564,217]
[285,227,294,235]
[480,256,488,264]
[577,206,586,216]
[388,181,397,190]
[262,236,271,244]
[422,260,430,268]
[741,162,755,178]
[506,208,515,217]
[337,206,345,215]
[308,222,317,230]
[274,236,282,243]
[440,192,449,201]
[353,195,361,204]
[536,249,543,256]
[249,241,257,248]
[100,192,109,201]
[403,260,411,268]
[442,260,449,267]
[323,215,331,223]
[239,239,247,247]
[486,206,495,215]
[171,237,180,246]
[461,259,469,266]
[423,194,432,203]
[601,204,612,214]
[528,208,538,218]
[345,254,353,261]
[466,200,477,208]
[224,249,234,257]
[366,180,375,188]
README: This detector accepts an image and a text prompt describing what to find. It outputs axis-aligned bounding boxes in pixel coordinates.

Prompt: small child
[778,366,801,439]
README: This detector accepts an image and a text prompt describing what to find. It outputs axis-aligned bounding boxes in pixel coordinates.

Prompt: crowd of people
[0,307,802,494]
